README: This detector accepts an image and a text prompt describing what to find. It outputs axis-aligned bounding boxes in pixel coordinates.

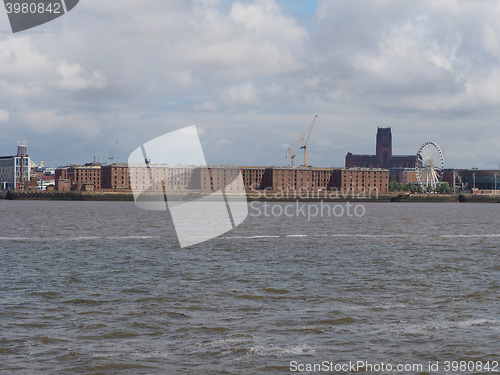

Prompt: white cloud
[168,0,308,78]
[1,0,500,168]
[0,36,52,80]
[230,0,306,49]
[0,109,9,122]
[0,35,106,99]
[466,68,500,106]
[220,83,258,105]
[51,61,106,91]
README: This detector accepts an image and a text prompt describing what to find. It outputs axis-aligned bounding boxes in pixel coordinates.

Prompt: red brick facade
[389,169,419,184]
[268,168,337,192]
[338,168,389,193]
[102,164,131,190]
[55,163,101,191]
[56,164,390,193]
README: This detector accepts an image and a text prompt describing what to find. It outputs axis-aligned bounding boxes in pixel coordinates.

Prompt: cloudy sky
[0,0,499,169]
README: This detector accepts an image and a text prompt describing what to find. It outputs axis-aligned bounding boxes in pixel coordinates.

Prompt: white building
[0,142,32,190]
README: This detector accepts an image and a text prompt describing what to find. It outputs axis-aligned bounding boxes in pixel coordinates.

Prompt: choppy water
[0,200,499,374]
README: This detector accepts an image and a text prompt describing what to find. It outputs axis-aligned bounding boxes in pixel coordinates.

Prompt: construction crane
[107,138,119,164]
[300,115,318,167]
[286,133,304,168]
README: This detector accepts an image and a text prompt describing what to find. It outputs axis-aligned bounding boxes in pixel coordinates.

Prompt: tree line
[388,181,451,193]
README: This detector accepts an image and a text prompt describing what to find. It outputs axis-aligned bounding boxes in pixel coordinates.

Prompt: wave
[106,235,160,240]
[2,233,498,243]
[222,233,500,240]
[222,233,423,239]
[440,234,500,238]
[223,235,280,239]
[0,235,160,242]
[0,237,33,241]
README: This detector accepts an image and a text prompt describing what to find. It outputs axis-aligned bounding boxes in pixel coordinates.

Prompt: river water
[0,200,498,374]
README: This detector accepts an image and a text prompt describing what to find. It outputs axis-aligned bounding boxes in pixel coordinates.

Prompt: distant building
[241,167,270,191]
[442,170,457,190]
[454,169,500,191]
[126,164,198,193]
[335,168,389,193]
[346,127,417,169]
[389,168,419,185]
[0,142,33,190]
[126,164,247,193]
[102,164,131,190]
[55,162,102,191]
[56,179,71,191]
[36,161,56,176]
[195,166,246,193]
[55,163,391,194]
[265,167,337,192]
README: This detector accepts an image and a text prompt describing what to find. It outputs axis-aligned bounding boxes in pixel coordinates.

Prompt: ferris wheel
[415,141,444,190]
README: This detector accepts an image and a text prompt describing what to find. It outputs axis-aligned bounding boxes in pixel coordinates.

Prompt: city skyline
[0,125,491,171]
[1,1,499,169]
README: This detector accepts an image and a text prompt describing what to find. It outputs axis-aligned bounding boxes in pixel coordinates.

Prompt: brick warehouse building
[126,164,246,194]
[336,168,389,193]
[266,167,337,192]
[346,127,417,169]
[55,163,390,194]
[102,164,131,190]
[55,163,102,191]
[389,168,419,185]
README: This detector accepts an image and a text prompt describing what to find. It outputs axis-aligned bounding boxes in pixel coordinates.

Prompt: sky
[0,0,499,169]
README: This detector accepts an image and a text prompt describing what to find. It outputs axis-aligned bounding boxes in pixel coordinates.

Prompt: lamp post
[472,173,476,189]
[495,173,497,193]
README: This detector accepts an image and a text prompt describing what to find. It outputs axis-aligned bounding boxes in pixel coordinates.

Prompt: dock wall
[3,190,500,203]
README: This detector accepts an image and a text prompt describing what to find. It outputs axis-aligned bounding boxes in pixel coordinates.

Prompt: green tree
[410,184,423,193]
[389,181,400,191]
[436,182,451,194]
[389,181,409,191]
